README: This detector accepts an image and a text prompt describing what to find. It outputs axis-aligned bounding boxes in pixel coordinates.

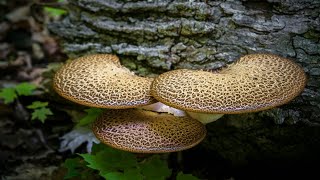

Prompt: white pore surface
[140,102,186,117]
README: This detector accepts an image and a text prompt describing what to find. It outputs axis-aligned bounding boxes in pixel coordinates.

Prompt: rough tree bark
[49,0,320,177]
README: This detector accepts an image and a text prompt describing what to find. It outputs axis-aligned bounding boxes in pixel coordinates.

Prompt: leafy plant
[0,82,53,123]
[27,101,53,123]
[0,87,17,104]
[0,82,37,104]
[63,143,199,180]
[76,108,103,127]
[44,0,67,18]
[44,7,67,18]
[59,108,103,153]
[176,172,199,180]
[15,83,38,96]
[63,157,95,179]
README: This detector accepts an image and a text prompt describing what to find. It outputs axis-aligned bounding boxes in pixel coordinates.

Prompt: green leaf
[0,87,17,104]
[44,7,67,17]
[27,101,49,109]
[79,152,116,174]
[78,144,176,180]
[91,143,107,155]
[176,172,199,180]
[101,169,143,180]
[79,145,138,175]
[102,172,124,180]
[31,107,53,123]
[82,148,137,172]
[123,168,143,180]
[63,158,82,179]
[15,83,37,96]
[77,108,103,127]
[140,155,171,180]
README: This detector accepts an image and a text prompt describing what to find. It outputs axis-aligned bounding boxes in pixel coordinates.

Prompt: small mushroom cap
[92,109,206,153]
[151,53,307,114]
[53,54,155,108]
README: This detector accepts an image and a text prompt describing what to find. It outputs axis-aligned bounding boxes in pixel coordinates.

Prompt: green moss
[303,29,320,40]
[120,57,137,70]
[136,65,150,76]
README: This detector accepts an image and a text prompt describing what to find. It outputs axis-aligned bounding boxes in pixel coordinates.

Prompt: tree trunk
[49,0,320,178]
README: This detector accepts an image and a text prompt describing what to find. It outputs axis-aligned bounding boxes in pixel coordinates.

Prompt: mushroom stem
[140,102,186,117]
[186,112,224,124]
[141,102,223,124]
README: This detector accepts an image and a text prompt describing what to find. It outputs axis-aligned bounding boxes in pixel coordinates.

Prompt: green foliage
[176,172,199,180]
[0,87,17,104]
[79,144,139,177]
[76,108,103,127]
[27,101,49,109]
[15,82,37,96]
[102,169,143,180]
[63,158,83,179]
[27,101,53,123]
[44,7,67,17]
[63,157,94,179]
[0,82,37,104]
[63,143,199,180]
[44,0,67,18]
[0,82,53,123]
[140,156,171,180]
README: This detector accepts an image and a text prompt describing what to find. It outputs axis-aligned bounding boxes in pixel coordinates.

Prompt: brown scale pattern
[53,54,155,108]
[92,109,206,153]
[151,54,307,113]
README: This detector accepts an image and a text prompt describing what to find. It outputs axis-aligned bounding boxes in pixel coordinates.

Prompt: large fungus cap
[92,109,206,153]
[53,54,155,108]
[151,53,307,114]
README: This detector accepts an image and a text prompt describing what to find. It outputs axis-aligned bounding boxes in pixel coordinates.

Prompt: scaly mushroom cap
[151,53,307,114]
[92,109,206,153]
[53,54,155,108]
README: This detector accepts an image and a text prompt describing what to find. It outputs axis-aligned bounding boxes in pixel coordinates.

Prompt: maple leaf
[63,143,199,180]
[140,155,172,180]
[0,83,37,104]
[79,145,138,174]
[0,87,17,104]
[15,82,37,96]
[31,107,53,123]
[27,101,49,109]
[102,169,143,180]
[77,108,103,127]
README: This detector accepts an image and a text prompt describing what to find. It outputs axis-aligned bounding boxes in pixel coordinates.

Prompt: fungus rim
[92,109,207,153]
[53,54,156,109]
[151,53,307,114]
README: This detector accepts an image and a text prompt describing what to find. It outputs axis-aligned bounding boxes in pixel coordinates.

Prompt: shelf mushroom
[151,53,307,124]
[92,109,206,153]
[53,54,156,108]
[53,54,203,153]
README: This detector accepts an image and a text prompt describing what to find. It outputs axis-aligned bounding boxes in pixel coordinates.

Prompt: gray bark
[49,0,320,167]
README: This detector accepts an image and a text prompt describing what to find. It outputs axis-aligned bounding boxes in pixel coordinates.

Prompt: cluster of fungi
[53,53,307,153]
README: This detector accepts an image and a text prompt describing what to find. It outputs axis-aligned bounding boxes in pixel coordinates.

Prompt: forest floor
[0,1,78,179]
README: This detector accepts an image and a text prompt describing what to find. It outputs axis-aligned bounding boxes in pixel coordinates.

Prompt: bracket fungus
[53,54,155,108]
[92,109,206,153]
[53,54,205,153]
[151,54,307,124]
